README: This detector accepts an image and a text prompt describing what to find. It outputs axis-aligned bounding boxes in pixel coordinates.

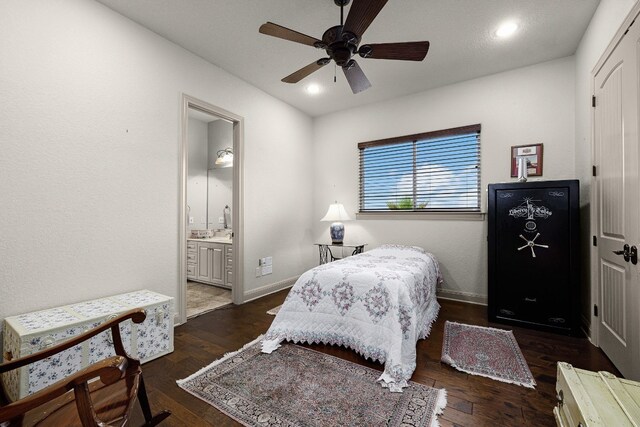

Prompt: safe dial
[517,233,548,258]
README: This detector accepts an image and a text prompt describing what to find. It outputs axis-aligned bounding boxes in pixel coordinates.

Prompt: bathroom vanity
[187,237,232,289]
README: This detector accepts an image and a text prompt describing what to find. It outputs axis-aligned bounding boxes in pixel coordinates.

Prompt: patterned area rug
[178,336,447,426]
[441,321,536,388]
[266,305,281,315]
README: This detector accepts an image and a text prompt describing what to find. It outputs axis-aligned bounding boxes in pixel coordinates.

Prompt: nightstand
[314,243,367,264]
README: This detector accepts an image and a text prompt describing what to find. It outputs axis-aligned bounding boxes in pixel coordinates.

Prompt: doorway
[179,95,244,324]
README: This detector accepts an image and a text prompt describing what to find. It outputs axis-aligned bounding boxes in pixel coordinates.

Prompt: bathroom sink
[188,229,232,243]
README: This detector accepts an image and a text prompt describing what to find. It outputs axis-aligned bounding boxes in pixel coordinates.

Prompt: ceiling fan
[259,0,430,94]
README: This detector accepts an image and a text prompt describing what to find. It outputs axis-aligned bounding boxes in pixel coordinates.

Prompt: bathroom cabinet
[187,239,232,289]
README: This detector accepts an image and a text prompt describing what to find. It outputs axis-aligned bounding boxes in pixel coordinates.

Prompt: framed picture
[511,143,543,177]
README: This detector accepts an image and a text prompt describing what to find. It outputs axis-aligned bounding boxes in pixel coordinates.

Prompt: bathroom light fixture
[495,21,518,39]
[320,202,351,244]
[214,147,233,168]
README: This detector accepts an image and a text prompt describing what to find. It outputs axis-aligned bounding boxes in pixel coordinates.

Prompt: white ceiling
[96,0,599,117]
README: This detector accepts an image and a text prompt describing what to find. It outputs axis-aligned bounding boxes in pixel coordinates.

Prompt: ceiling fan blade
[360,41,430,61]
[342,60,371,94]
[259,22,321,47]
[343,0,388,39]
[282,59,329,83]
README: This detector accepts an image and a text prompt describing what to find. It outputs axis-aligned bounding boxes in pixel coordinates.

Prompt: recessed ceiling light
[306,84,321,95]
[495,21,518,39]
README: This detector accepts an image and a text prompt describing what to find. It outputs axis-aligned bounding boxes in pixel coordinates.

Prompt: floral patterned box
[1,290,173,401]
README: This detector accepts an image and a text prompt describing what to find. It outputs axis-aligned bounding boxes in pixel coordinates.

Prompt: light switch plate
[255,267,261,277]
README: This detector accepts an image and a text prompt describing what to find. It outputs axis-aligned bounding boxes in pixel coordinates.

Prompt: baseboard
[173,312,183,327]
[243,276,297,303]
[437,288,488,305]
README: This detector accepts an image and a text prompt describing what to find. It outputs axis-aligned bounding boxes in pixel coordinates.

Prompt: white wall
[0,0,314,325]
[207,120,233,229]
[574,0,637,331]
[313,57,576,303]
[187,118,209,231]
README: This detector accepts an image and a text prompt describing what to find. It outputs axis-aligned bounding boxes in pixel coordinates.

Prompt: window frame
[357,124,482,219]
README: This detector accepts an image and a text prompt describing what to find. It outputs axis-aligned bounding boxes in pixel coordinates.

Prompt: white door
[594,17,640,380]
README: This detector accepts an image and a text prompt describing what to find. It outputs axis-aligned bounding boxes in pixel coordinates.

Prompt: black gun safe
[488,180,580,335]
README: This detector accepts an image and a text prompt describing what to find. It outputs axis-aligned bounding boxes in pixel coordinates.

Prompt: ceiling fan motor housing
[317,25,360,67]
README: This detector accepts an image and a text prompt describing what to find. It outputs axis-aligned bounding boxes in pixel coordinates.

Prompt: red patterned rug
[441,321,536,388]
[178,336,447,426]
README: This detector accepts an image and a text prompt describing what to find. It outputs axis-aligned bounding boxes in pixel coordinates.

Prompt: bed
[262,244,442,392]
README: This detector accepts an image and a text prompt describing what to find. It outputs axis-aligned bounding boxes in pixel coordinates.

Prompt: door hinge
[594,304,598,317]
[592,95,596,107]
[592,235,597,246]
[592,165,597,177]
[624,19,635,35]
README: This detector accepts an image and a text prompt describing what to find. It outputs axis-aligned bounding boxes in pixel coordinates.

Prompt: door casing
[178,94,245,325]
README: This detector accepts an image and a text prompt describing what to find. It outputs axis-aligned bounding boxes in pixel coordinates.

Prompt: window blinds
[358,124,481,212]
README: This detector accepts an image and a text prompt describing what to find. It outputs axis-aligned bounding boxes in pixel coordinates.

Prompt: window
[358,124,481,213]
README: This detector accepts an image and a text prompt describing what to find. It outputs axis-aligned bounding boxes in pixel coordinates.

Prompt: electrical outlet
[255,267,261,277]
[188,216,194,224]
[218,217,225,224]
[262,265,272,275]
[265,256,273,266]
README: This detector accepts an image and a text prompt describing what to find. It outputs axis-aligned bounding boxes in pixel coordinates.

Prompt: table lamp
[321,202,351,244]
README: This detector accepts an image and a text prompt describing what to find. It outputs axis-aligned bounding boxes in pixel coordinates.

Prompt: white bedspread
[262,244,442,392]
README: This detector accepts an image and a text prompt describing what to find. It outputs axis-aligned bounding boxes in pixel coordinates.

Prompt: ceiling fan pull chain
[334,63,337,83]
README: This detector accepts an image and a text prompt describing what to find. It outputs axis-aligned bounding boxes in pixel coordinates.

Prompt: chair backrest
[0,309,170,426]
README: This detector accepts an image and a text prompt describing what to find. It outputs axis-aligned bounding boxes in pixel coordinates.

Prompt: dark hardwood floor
[131,290,618,426]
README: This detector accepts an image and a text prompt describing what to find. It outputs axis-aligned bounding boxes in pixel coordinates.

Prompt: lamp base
[329,222,344,244]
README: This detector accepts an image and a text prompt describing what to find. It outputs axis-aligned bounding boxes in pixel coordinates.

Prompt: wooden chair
[0,309,170,426]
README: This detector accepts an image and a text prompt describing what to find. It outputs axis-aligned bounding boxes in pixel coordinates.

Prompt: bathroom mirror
[187,108,233,231]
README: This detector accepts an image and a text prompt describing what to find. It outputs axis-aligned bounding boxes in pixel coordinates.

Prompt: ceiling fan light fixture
[495,21,519,39]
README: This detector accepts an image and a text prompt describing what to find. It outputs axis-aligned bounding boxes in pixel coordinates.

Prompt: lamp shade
[321,203,351,244]
[320,203,351,222]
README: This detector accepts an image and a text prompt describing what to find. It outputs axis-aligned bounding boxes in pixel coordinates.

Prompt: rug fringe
[176,334,264,385]
[445,320,512,334]
[441,359,536,389]
[431,388,448,427]
[266,305,281,315]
